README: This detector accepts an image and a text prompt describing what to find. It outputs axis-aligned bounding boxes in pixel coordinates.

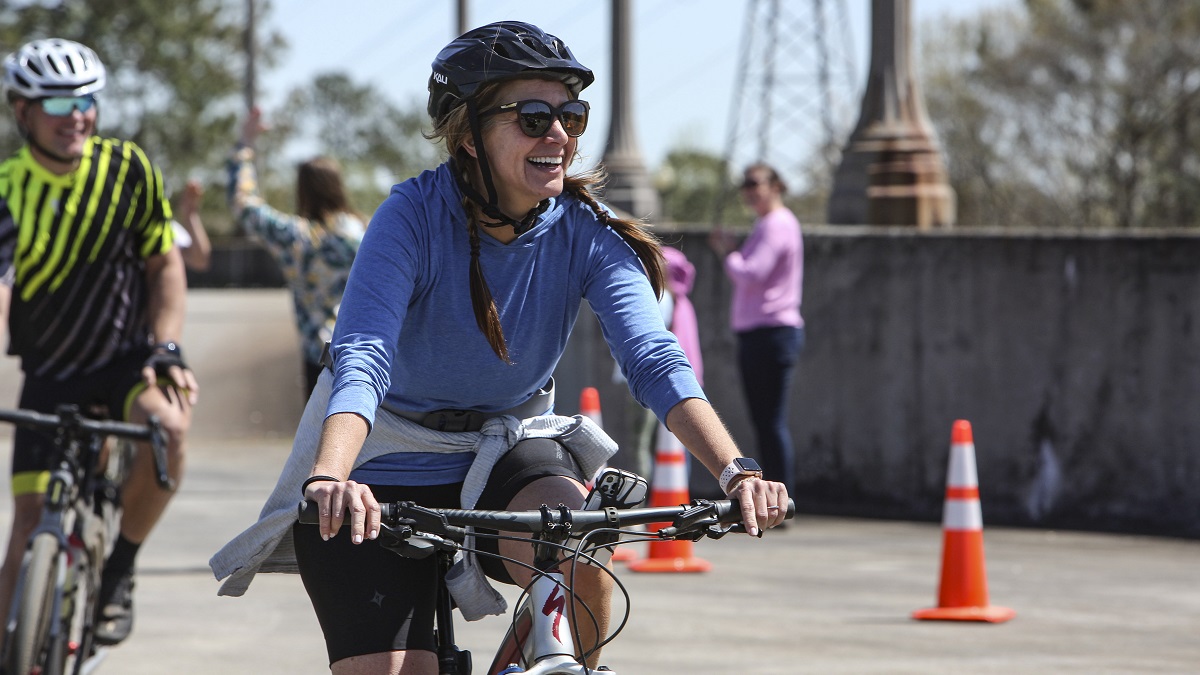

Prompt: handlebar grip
[298,499,318,525]
[724,497,797,522]
[297,499,397,525]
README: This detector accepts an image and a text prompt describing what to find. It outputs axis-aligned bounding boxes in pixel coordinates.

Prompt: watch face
[734,457,762,473]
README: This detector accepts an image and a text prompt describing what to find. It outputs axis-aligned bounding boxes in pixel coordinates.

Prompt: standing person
[211,21,788,674]
[708,163,805,496]
[0,38,198,646]
[174,178,212,271]
[228,107,366,399]
[621,245,702,482]
[662,245,703,386]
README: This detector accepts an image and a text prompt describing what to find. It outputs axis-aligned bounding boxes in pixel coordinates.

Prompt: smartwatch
[719,457,763,493]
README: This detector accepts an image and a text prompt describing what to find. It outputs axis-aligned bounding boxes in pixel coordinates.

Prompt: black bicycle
[0,405,170,675]
[299,468,795,674]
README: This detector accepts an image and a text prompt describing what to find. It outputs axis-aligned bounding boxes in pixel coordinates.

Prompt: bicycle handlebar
[298,497,796,541]
[0,405,172,489]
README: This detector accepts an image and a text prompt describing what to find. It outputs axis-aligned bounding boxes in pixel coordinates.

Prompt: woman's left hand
[728,477,789,536]
[707,227,738,257]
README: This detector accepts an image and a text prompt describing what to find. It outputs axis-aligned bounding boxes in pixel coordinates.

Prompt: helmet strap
[455,100,548,236]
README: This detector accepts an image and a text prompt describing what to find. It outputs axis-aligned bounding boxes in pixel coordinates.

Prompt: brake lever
[377,524,460,559]
[704,524,739,540]
[705,523,766,539]
[146,415,175,491]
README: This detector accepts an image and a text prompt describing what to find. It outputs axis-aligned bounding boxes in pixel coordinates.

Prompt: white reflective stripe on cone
[947,442,979,488]
[653,425,688,491]
[943,498,984,531]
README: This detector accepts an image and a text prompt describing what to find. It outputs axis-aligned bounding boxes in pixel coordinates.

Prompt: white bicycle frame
[489,569,611,675]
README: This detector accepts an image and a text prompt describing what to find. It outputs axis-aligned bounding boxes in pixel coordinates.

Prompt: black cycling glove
[144,341,189,379]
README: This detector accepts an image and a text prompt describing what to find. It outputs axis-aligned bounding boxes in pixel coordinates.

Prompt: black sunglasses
[480,99,590,138]
[740,178,769,190]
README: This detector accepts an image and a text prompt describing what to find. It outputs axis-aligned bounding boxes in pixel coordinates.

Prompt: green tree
[0,0,282,190]
[259,72,440,217]
[921,0,1200,229]
[655,148,737,227]
[655,144,838,229]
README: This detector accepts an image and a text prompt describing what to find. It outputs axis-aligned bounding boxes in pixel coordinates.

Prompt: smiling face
[465,78,577,221]
[13,96,96,174]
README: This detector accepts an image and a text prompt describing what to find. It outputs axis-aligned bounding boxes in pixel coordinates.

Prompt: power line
[713,0,859,223]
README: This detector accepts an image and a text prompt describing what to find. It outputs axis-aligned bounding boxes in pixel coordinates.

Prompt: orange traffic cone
[579,386,603,429]
[628,423,710,573]
[578,387,639,562]
[579,387,605,492]
[912,420,1016,623]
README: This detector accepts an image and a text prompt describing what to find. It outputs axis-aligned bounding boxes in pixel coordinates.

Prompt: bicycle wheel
[68,518,106,675]
[5,532,66,675]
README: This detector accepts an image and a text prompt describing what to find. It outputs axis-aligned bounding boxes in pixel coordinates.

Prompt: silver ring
[767,506,780,511]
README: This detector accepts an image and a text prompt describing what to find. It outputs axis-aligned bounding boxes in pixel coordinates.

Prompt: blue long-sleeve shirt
[328,163,704,485]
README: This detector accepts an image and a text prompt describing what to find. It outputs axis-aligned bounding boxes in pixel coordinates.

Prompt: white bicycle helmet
[4,38,106,99]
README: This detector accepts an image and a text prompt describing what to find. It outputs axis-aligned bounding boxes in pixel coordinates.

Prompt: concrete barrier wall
[0,290,309,443]
[2,229,1195,537]
[686,227,1200,538]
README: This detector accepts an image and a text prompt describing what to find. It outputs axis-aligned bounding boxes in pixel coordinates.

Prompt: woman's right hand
[303,478,381,544]
[179,179,203,216]
[239,106,269,148]
[708,227,738,257]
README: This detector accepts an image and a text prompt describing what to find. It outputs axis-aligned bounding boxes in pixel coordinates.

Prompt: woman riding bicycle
[211,21,788,674]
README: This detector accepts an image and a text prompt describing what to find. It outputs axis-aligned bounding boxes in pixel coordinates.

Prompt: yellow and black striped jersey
[0,137,174,380]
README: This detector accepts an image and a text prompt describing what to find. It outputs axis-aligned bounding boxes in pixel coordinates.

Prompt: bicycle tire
[68,513,107,675]
[5,532,64,675]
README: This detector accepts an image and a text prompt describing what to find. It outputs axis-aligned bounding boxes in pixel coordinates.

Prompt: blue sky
[260,1,1010,173]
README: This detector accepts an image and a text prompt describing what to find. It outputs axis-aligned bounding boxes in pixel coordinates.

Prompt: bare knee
[160,415,188,467]
[508,475,587,511]
[129,391,191,476]
[499,476,590,585]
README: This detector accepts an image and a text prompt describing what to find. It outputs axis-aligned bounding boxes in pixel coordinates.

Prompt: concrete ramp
[0,289,307,440]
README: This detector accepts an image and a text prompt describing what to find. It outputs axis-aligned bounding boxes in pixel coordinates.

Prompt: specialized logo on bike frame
[541,584,568,643]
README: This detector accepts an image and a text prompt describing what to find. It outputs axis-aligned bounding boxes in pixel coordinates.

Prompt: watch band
[719,459,763,493]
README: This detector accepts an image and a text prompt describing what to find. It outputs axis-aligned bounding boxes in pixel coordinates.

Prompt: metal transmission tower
[713,0,858,224]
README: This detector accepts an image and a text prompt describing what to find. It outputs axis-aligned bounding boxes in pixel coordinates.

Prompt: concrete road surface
[0,290,1197,673]
[0,437,1195,674]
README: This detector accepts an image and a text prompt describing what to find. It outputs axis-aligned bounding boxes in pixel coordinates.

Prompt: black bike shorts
[10,350,150,496]
[292,437,585,665]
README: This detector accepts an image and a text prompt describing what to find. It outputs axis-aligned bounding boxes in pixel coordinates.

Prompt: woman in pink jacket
[708,163,805,495]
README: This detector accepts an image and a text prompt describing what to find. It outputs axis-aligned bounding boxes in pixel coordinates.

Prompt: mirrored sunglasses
[39,95,97,117]
[481,99,590,138]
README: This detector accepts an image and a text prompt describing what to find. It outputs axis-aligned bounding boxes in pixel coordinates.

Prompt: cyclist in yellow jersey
[0,38,198,647]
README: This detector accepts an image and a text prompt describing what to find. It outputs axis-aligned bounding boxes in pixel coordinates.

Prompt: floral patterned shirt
[228,148,365,365]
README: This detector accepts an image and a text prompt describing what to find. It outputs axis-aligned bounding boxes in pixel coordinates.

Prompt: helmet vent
[491,41,520,60]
